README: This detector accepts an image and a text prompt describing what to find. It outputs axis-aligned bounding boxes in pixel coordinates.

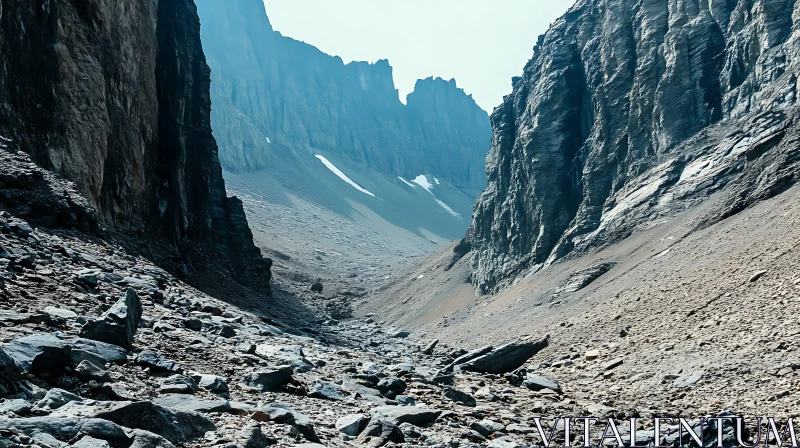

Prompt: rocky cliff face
[195,0,491,197]
[465,0,800,293]
[0,0,270,290]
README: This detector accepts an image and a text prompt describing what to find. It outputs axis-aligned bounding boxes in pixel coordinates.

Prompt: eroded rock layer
[466,0,800,293]
[0,0,270,289]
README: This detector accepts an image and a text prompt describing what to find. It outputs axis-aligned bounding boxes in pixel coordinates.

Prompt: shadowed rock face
[194,0,491,198]
[0,0,270,289]
[466,0,800,294]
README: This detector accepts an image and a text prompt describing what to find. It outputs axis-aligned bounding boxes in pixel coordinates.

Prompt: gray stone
[308,381,344,401]
[0,417,129,445]
[80,289,142,350]
[159,375,199,394]
[2,333,71,375]
[239,365,293,391]
[358,417,404,446]
[459,336,549,374]
[255,344,314,373]
[43,306,78,320]
[153,394,231,413]
[257,404,319,442]
[376,376,406,399]
[673,370,705,388]
[471,419,506,437]
[136,350,182,373]
[72,436,111,448]
[603,358,624,370]
[75,360,111,382]
[241,426,275,448]
[336,413,370,436]
[369,406,442,426]
[522,373,561,393]
[443,387,476,406]
[49,400,214,444]
[190,373,228,392]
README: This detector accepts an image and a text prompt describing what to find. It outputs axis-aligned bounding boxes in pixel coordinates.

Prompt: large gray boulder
[2,334,71,376]
[50,400,214,444]
[458,336,549,374]
[369,406,442,427]
[80,289,142,350]
[240,365,293,392]
[256,404,319,442]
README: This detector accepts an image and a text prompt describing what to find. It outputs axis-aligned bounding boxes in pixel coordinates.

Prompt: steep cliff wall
[195,0,490,197]
[465,0,800,293]
[0,0,270,289]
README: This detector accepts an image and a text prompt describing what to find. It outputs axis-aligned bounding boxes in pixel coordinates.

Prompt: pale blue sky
[263,0,575,112]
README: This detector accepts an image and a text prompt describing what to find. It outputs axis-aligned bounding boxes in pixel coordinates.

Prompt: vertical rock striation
[0,0,271,290]
[195,0,491,197]
[466,0,800,293]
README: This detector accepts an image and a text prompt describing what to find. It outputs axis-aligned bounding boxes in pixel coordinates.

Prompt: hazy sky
[263,0,575,112]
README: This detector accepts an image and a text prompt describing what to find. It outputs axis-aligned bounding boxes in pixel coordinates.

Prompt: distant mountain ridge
[196,0,491,198]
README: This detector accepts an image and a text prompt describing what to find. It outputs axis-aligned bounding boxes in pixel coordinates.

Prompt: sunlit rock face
[465,0,800,293]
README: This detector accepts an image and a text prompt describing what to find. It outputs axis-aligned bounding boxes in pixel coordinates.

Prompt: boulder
[34,388,84,410]
[70,338,127,368]
[241,426,275,448]
[443,387,477,406]
[254,344,314,372]
[158,375,199,394]
[80,289,142,350]
[190,373,228,392]
[256,404,319,442]
[136,350,182,373]
[336,414,370,436]
[49,401,214,444]
[471,419,506,437]
[522,374,561,393]
[240,365,293,391]
[459,336,549,374]
[307,381,344,401]
[72,436,110,448]
[422,339,439,355]
[75,360,112,382]
[673,371,704,388]
[376,376,406,399]
[0,417,129,445]
[2,333,71,376]
[153,394,231,413]
[369,406,442,426]
[358,417,404,447]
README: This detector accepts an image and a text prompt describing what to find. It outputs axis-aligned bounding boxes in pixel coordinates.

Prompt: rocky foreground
[0,208,776,448]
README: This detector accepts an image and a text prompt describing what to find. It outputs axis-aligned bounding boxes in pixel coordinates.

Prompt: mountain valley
[0,0,799,447]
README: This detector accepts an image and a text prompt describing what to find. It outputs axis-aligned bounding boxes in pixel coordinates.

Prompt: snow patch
[412,175,434,192]
[409,174,461,218]
[315,155,375,197]
[398,177,416,188]
[434,198,461,219]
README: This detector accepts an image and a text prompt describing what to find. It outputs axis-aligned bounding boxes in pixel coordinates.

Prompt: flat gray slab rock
[370,405,443,426]
[49,400,214,444]
[459,336,549,374]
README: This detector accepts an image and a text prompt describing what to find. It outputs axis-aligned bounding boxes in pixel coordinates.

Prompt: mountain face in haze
[463,0,800,294]
[195,0,491,198]
[0,0,270,290]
